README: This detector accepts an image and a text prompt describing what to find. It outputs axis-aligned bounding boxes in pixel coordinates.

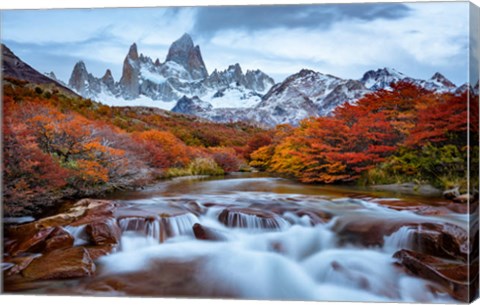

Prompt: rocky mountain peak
[168,33,194,53]
[165,33,208,80]
[127,43,139,61]
[45,71,57,80]
[245,69,275,93]
[172,95,213,115]
[361,67,406,90]
[228,63,243,73]
[362,67,404,80]
[430,72,455,88]
[102,69,113,80]
[296,69,318,78]
[101,69,115,91]
[72,60,88,74]
[68,61,89,93]
[120,45,140,99]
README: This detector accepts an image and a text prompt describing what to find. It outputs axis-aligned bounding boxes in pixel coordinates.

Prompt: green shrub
[361,143,470,191]
[188,157,224,176]
[165,158,224,178]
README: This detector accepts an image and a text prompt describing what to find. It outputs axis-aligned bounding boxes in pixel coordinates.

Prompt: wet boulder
[44,227,74,252]
[411,223,468,261]
[394,249,470,302]
[3,254,41,276]
[22,247,95,281]
[193,223,228,241]
[69,199,117,226]
[116,205,198,242]
[443,187,460,200]
[218,208,287,230]
[85,245,117,260]
[332,215,412,247]
[86,219,121,246]
[5,227,56,256]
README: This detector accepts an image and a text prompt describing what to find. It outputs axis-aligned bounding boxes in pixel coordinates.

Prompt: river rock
[22,247,95,281]
[394,249,470,301]
[3,254,41,276]
[85,245,117,260]
[192,223,228,241]
[332,214,468,260]
[443,187,460,200]
[4,198,118,282]
[5,227,55,256]
[332,215,412,246]
[296,209,332,224]
[86,219,121,246]
[44,227,74,252]
[116,205,198,242]
[218,208,286,230]
[69,199,117,226]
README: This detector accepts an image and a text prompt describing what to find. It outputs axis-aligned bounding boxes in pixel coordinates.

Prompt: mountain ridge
[2,44,79,97]
[64,33,275,112]
[2,37,465,128]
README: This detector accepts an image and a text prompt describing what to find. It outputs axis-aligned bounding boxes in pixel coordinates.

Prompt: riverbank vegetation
[250,82,478,193]
[2,78,269,216]
[3,79,477,216]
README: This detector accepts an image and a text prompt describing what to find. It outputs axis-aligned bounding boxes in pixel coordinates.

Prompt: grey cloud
[193,3,411,35]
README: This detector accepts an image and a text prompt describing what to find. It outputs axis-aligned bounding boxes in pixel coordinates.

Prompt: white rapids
[90,176,462,302]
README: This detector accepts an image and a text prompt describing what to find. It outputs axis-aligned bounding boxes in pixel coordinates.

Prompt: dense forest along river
[14,174,470,302]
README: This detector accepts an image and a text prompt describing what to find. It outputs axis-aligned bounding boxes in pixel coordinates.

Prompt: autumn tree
[133,130,190,168]
[3,97,69,214]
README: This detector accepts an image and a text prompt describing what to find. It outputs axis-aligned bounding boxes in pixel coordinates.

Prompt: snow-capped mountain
[170,67,460,126]
[67,33,274,111]
[64,34,461,127]
[360,68,456,92]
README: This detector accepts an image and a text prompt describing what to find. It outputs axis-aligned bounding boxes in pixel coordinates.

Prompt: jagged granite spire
[165,33,208,80]
[119,43,140,99]
[127,43,139,61]
[101,69,115,91]
[68,61,89,94]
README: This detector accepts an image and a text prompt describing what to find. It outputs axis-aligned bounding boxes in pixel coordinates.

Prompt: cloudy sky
[1,2,470,85]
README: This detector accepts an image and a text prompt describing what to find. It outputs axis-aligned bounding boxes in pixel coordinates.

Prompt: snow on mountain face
[361,68,406,90]
[64,34,461,127]
[165,33,208,80]
[66,33,274,112]
[249,69,369,125]
[360,68,457,93]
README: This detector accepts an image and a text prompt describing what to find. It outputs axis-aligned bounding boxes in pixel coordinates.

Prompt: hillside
[3,77,269,217]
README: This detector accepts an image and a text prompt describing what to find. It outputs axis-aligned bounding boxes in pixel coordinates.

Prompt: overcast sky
[1,2,470,85]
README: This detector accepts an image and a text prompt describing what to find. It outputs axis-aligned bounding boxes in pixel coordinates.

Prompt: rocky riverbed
[2,175,478,302]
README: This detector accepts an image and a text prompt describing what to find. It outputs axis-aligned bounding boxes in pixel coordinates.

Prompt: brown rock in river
[394,249,471,302]
[22,247,95,281]
[6,227,56,256]
[86,219,121,246]
[85,245,117,260]
[3,254,41,276]
[44,227,74,252]
[192,223,228,241]
[218,208,286,230]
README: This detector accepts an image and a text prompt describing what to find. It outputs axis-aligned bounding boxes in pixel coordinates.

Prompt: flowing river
[4,173,472,302]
